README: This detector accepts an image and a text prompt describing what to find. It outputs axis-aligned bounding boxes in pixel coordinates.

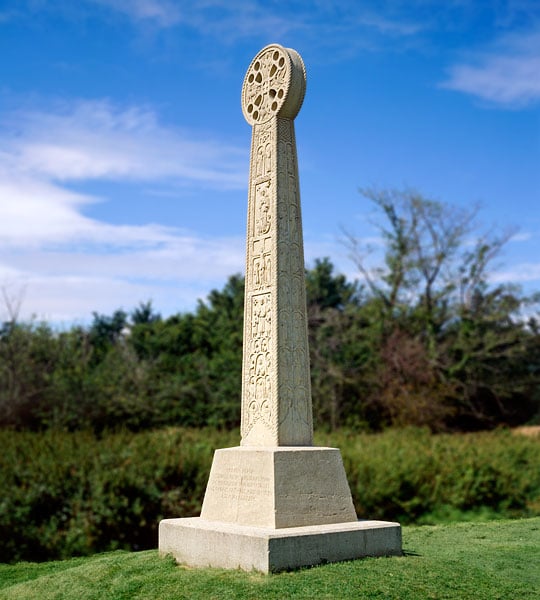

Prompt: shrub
[0,428,538,563]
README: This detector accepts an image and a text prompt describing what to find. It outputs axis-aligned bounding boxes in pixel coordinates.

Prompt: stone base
[200,446,358,528]
[159,517,402,573]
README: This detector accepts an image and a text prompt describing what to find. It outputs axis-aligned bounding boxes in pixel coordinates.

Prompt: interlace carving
[243,47,290,125]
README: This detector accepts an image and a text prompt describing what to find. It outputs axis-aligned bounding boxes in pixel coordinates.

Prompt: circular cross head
[242,44,306,126]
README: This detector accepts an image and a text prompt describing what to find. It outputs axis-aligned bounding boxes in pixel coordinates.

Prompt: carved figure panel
[254,121,273,178]
[254,180,272,236]
[251,293,271,337]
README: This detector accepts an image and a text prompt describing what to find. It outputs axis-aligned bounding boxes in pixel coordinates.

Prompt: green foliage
[342,188,540,430]
[306,257,359,310]
[306,259,365,429]
[0,276,245,432]
[88,310,128,364]
[0,190,539,433]
[0,428,237,563]
[0,428,538,564]
[323,428,540,524]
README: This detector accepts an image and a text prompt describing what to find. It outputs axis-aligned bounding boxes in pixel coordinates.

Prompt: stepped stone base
[158,446,401,572]
[159,518,402,573]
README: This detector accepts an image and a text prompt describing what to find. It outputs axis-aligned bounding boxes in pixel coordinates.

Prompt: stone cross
[158,45,402,571]
[240,44,313,447]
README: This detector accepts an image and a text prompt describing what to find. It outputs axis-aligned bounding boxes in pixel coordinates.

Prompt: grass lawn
[0,517,538,599]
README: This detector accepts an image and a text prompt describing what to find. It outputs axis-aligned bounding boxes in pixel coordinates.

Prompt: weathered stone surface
[200,447,357,528]
[157,43,402,572]
[240,44,312,447]
[159,518,402,573]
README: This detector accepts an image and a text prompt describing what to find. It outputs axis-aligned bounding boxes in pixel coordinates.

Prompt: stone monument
[159,43,402,572]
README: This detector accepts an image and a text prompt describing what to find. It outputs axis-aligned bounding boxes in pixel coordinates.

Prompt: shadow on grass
[402,548,421,556]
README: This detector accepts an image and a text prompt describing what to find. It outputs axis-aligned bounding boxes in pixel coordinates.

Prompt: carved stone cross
[240,44,313,446]
[158,45,402,571]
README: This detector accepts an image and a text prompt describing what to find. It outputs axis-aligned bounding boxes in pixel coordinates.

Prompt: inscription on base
[207,465,272,502]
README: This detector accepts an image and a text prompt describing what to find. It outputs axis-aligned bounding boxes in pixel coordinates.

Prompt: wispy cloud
[83,0,424,48]
[442,28,540,106]
[88,0,182,27]
[0,235,245,323]
[0,99,246,322]
[0,99,246,249]
[4,100,245,187]
[87,0,295,38]
[510,231,533,243]
[491,262,540,285]
[1,1,427,59]
[0,172,96,247]
[354,12,423,37]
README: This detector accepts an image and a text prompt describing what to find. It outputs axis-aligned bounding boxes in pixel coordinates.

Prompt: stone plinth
[159,518,402,573]
[200,447,357,528]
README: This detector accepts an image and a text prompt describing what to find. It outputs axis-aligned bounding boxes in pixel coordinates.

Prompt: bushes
[1,428,539,563]
[0,286,244,433]
[0,428,236,563]
[324,428,540,524]
[2,254,539,435]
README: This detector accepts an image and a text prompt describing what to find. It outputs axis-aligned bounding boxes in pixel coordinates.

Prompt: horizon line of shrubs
[1,427,539,563]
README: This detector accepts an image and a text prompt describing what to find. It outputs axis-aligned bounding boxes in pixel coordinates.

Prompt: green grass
[0,517,538,599]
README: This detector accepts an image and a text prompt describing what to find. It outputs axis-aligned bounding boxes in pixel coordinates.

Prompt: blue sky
[1,1,539,324]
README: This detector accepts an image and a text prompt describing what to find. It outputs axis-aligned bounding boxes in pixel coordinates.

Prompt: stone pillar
[158,45,402,572]
[240,44,312,447]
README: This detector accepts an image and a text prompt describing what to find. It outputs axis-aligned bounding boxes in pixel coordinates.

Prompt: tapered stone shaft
[240,44,313,446]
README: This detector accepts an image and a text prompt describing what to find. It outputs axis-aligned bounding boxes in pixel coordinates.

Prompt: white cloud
[0,99,246,248]
[354,13,423,37]
[0,221,245,323]
[82,0,424,48]
[89,0,182,26]
[6,237,244,283]
[0,99,247,322]
[0,237,245,323]
[491,262,540,285]
[5,100,245,186]
[442,29,540,106]
[87,0,293,37]
[510,231,533,243]
[0,173,96,247]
